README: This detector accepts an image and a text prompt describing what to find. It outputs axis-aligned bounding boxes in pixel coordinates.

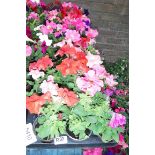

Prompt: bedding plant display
[26,0,128,149]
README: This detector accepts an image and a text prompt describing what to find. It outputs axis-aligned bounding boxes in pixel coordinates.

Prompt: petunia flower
[40,75,59,96]
[27,12,39,20]
[29,55,53,71]
[58,88,79,107]
[26,45,32,57]
[36,33,52,46]
[76,70,104,96]
[109,112,126,128]
[28,69,44,80]
[86,52,103,68]
[26,92,51,114]
[65,29,81,43]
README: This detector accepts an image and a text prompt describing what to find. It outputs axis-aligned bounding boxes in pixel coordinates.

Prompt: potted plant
[33,101,70,142]
[66,113,92,141]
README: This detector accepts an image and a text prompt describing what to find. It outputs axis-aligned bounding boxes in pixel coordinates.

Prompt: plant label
[26,123,37,146]
[54,136,68,145]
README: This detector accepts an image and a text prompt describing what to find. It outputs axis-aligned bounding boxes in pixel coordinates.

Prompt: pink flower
[48,10,58,20]
[83,147,103,155]
[40,21,57,35]
[86,29,98,38]
[40,75,59,96]
[111,98,117,107]
[26,45,32,57]
[118,134,128,149]
[105,75,118,87]
[65,29,81,43]
[27,12,39,20]
[109,113,126,128]
[76,70,103,96]
[92,65,107,79]
[86,53,102,68]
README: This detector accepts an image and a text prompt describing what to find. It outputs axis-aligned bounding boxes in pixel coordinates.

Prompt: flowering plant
[26,0,127,145]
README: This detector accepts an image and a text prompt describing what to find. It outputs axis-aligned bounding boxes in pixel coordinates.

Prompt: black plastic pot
[66,125,92,141]
[33,116,54,143]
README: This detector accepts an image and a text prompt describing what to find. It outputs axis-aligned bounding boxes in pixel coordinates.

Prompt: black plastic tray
[26,111,117,149]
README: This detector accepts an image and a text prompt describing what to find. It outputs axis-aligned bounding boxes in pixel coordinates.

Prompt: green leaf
[72,104,87,116]
[112,130,119,143]
[86,116,97,123]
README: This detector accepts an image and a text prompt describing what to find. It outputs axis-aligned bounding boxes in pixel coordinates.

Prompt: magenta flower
[27,12,39,20]
[83,147,103,155]
[104,88,114,97]
[118,134,128,149]
[26,45,32,57]
[109,113,126,128]
[76,70,103,96]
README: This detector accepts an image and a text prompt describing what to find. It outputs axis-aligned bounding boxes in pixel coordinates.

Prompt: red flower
[29,55,53,71]
[56,58,89,76]
[58,88,79,106]
[26,92,51,114]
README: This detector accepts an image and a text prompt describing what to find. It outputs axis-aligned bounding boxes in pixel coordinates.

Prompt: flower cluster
[26,0,127,147]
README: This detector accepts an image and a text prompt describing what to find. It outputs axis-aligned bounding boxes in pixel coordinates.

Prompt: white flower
[86,52,103,68]
[28,70,44,80]
[40,76,58,96]
[31,0,40,4]
[34,25,42,31]
[36,33,52,46]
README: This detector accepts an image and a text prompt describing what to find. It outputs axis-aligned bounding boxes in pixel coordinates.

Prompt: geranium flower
[26,92,51,114]
[76,70,104,96]
[86,52,103,68]
[28,69,44,80]
[65,29,81,43]
[29,55,53,71]
[109,113,126,128]
[26,45,32,57]
[58,88,79,106]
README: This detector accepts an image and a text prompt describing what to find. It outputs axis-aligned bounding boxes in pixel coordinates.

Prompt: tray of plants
[26,111,117,148]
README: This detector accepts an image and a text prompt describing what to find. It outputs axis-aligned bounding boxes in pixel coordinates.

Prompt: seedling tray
[26,111,117,149]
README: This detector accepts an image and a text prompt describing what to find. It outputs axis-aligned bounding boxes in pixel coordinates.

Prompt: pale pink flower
[28,69,44,80]
[109,113,126,128]
[40,76,58,96]
[28,12,39,20]
[92,65,108,79]
[105,75,118,87]
[76,70,103,96]
[65,29,81,43]
[86,29,98,38]
[62,2,73,8]
[26,45,32,57]
[86,52,103,68]
[48,10,58,20]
